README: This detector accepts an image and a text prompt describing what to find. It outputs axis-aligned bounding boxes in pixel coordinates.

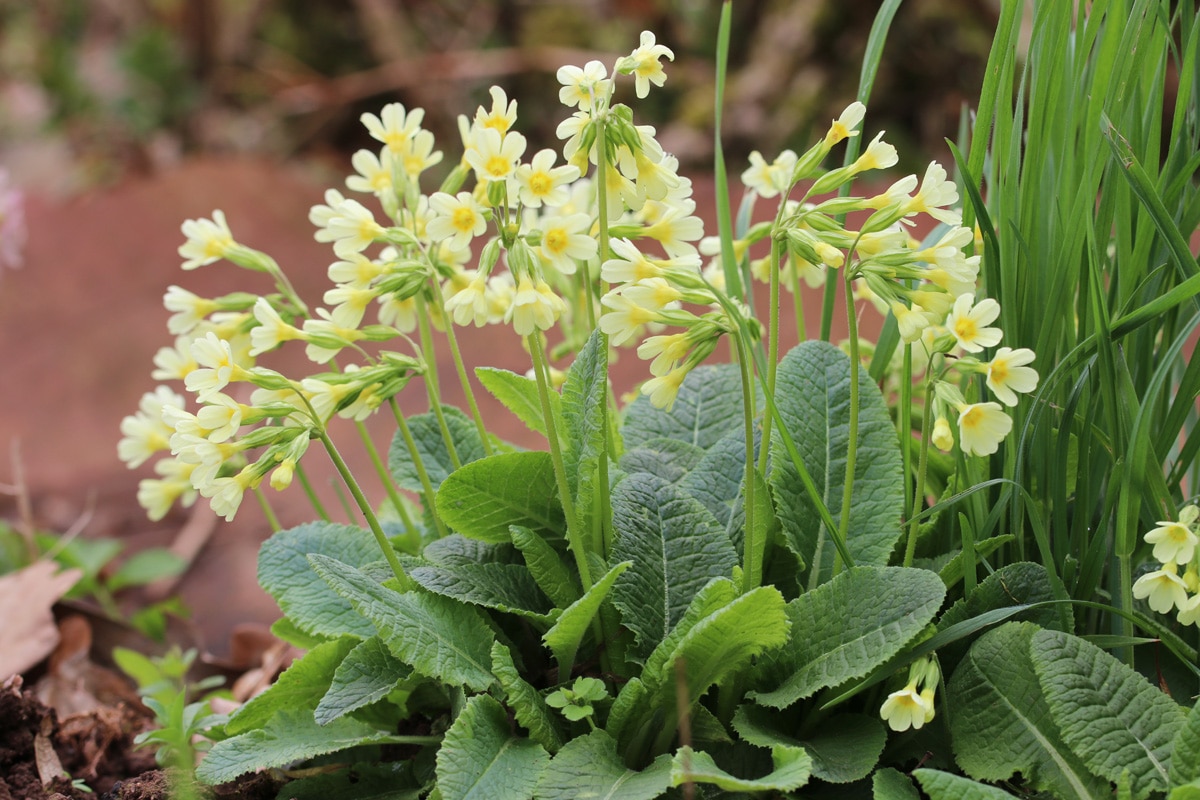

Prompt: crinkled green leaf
[605,676,649,748]
[435,694,548,800]
[620,438,707,485]
[257,522,383,639]
[671,745,811,793]
[388,406,485,493]
[510,524,578,609]
[610,472,738,660]
[1169,784,1200,800]
[197,708,408,785]
[1171,697,1200,786]
[435,451,564,543]
[752,566,945,708]
[622,363,745,452]
[279,762,422,799]
[1031,628,1185,799]
[770,341,904,585]
[421,534,513,566]
[938,562,1069,655]
[476,366,557,438]
[309,554,495,691]
[225,636,356,735]
[947,622,1107,799]
[561,328,607,495]
[873,767,920,800]
[534,730,672,800]
[408,561,555,624]
[679,425,756,531]
[913,769,1021,799]
[315,636,412,725]
[491,642,563,753]
[732,705,884,784]
[543,560,630,673]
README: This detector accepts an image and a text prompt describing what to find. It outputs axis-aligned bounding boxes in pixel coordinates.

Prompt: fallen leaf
[0,561,83,678]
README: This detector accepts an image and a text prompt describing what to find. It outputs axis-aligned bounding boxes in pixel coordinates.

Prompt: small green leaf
[315,636,412,725]
[946,622,1106,799]
[107,548,187,592]
[610,472,738,660]
[435,695,548,800]
[408,561,555,624]
[1171,697,1200,786]
[1031,628,1185,799]
[622,363,746,452]
[543,560,630,674]
[752,566,945,708]
[225,637,356,735]
[257,522,384,639]
[770,341,904,585]
[671,745,812,793]
[534,730,672,800]
[387,406,485,492]
[197,708,411,785]
[913,769,1021,799]
[510,525,578,608]
[309,554,495,691]
[476,366,556,438]
[435,452,564,543]
[873,767,920,800]
[491,642,563,753]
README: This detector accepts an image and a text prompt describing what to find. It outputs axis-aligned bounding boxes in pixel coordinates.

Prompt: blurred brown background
[0,0,999,655]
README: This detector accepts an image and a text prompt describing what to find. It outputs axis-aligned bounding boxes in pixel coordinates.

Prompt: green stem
[833,270,861,576]
[899,344,914,540]
[593,109,614,560]
[440,306,493,457]
[904,371,936,568]
[295,463,331,522]
[253,486,282,532]
[789,255,806,342]
[415,296,462,471]
[735,332,760,592]
[528,332,591,589]
[389,397,449,539]
[317,428,410,588]
[757,235,783,476]
[355,419,417,540]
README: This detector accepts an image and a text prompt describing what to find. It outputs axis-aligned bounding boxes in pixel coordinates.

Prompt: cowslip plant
[114,1,1200,797]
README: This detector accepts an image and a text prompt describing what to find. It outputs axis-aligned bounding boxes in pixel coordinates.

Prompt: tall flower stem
[253,487,282,532]
[904,370,936,568]
[415,294,461,470]
[592,110,614,558]
[389,397,449,540]
[440,312,493,457]
[734,331,760,592]
[528,332,592,589]
[295,463,331,522]
[354,419,417,539]
[757,233,783,476]
[317,428,411,589]
[833,267,862,576]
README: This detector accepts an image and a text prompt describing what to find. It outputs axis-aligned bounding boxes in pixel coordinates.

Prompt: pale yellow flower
[986,347,1039,407]
[956,401,1012,456]
[618,31,675,99]
[931,416,954,452]
[880,683,933,732]
[824,101,866,146]
[741,150,797,199]
[163,286,218,335]
[642,366,689,410]
[475,86,518,135]
[179,210,235,270]
[947,294,1003,353]
[1144,519,1199,565]
[557,60,612,111]
[361,102,425,152]
[1132,562,1189,614]
[538,212,597,275]
[516,149,580,208]
[427,191,487,251]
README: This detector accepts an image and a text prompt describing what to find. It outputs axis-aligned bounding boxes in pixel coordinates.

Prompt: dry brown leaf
[0,561,83,678]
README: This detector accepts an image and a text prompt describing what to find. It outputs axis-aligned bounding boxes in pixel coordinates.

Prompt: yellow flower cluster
[1132,505,1200,626]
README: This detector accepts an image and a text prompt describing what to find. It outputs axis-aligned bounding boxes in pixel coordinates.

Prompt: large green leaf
[946,622,1107,799]
[938,562,1069,644]
[1171,698,1200,786]
[476,366,556,438]
[733,705,884,784]
[407,561,555,625]
[435,451,564,543]
[622,363,746,452]
[225,637,356,735]
[619,438,707,485]
[560,329,608,518]
[609,472,739,660]
[873,768,920,800]
[309,554,496,691]
[913,769,1021,799]
[751,566,944,708]
[435,694,547,800]
[388,405,486,492]
[679,425,756,533]
[315,636,412,725]
[1031,628,1185,799]
[670,745,811,793]
[534,731,672,800]
[491,642,563,753]
[278,763,423,799]
[510,524,578,609]
[197,708,410,785]
[257,522,383,639]
[769,341,904,585]
[542,560,630,675]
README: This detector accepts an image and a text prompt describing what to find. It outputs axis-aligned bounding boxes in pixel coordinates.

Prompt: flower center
[451,207,477,233]
[544,228,568,254]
